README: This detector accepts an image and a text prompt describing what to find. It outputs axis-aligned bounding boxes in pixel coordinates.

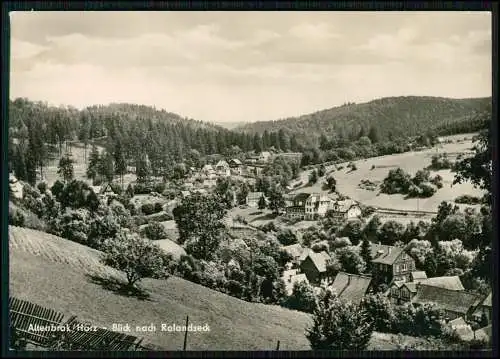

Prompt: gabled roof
[282,243,305,259]
[100,183,116,194]
[474,325,492,342]
[416,276,465,291]
[404,276,465,293]
[202,164,214,171]
[216,160,229,168]
[411,284,482,315]
[370,243,405,265]
[260,151,271,157]
[302,251,331,273]
[230,158,243,165]
[328,272,372,306]
[482,292,492,307]
[411,271,428,280]
[332,199,359,213]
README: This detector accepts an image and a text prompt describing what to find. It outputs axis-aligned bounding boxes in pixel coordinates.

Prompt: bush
[454,195,481,205]
[154,202,163,213]
[306,290,373,350]
[277,229,298,246]
[141,202,156,215]
[154,182,166,194]
[9,205,25,226]
[380,168,413,194]
[142,222,167,241]
[134,182,153,195]
[419,182,437,198]
[282,281,317,313]
[429,154,453,170]
[37,182,48,194]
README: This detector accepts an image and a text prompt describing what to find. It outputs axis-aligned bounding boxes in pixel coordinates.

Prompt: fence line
[9,297,144,351]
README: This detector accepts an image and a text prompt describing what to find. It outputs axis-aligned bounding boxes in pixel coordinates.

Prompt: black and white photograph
[6,9,494,352]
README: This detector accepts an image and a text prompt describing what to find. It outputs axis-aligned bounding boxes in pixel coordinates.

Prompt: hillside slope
[236,96,491,145]
[8,226,312,350]
[9,226,457,350]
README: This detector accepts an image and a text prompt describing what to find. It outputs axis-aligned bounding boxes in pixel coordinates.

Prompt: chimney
[388,247,392,255]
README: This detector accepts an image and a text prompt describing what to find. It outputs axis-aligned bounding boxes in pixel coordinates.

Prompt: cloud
[288,22,340,40]
[10,39,48,60]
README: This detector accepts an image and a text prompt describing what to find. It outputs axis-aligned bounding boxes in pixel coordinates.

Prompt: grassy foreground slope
[9,226,311,350]
[9,226,449,350]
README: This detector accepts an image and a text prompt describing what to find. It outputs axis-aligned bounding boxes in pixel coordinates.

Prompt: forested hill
[236,96,492,146]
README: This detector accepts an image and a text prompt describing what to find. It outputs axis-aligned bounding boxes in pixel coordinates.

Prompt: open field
[292,133,484,213]
[9,226,455,350]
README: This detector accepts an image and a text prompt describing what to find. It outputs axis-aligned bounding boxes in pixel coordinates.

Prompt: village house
[299,251,331,285]
[246,192,265,207]
[472,292,492,325]
[326,272,373,306]
[411,284,482,322]
[228,158,244,175]
[305,193,333,220]
[200,164,216,177]
[245,165,264,177]
[328,199,362,222]
[258,151,272,163]
[285,193,310,219]
[215,160,231,177]
[281,269,310,296]
[389,275,465,305]
[369,243,416,284]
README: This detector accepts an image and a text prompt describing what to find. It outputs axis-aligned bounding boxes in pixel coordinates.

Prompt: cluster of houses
[182,151,301,190]
[244,190,362,222]
[280,241,492,342]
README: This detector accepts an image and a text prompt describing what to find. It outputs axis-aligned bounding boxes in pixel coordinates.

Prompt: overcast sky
[9,11,491,124]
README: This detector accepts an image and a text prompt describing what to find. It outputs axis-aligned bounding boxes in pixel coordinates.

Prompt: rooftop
[370,243,405,265]
[282,243,305,259]
[302,251,331,273]
[411,284,482,315]
[328,272,372,306]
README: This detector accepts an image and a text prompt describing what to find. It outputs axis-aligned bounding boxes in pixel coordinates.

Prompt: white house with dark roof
[215,160,231,177]
[328,199,362,221]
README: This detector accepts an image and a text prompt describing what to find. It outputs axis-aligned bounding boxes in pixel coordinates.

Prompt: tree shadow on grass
[85,273,153,301]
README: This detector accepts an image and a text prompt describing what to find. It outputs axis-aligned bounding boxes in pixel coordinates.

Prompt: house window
[401,290,409,300]
[401,263,407,272]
